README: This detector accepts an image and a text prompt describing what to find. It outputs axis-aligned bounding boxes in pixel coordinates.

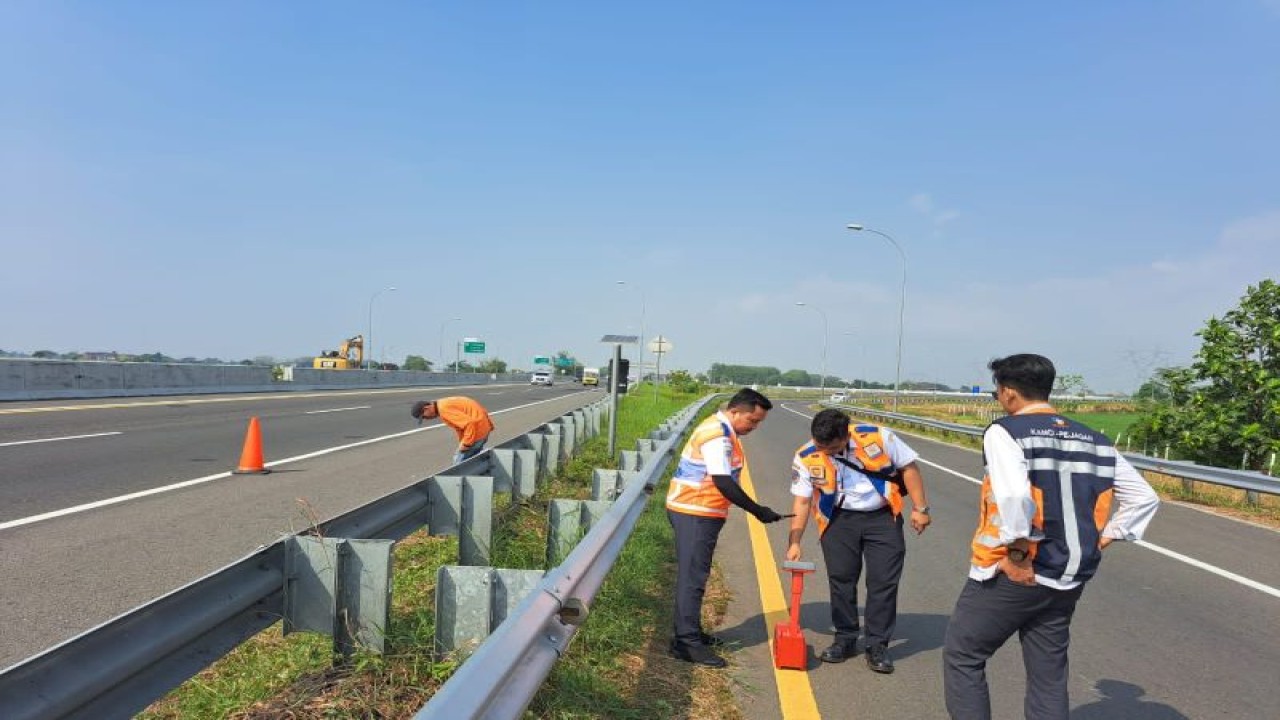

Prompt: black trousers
[667,510,726,646]
[942,575,1085,720]
[818,505,905,648]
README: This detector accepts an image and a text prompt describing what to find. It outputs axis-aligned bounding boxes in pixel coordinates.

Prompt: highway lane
[0,383,578,524]
[716,401,1279,719]
[0,384,599,668]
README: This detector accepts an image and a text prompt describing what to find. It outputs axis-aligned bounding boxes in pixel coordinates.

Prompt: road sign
[463,340,485,354]
[533,355,551,365]
[555,356,574,368]
[648,336,674,355]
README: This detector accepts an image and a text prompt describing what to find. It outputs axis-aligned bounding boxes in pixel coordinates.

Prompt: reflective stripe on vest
[796,424,902,536]
[970,408,1117,583]
[666,414,744,518]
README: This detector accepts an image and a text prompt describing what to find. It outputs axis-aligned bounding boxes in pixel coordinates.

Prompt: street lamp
[367,286,397,370]
[438,317,461,373]
[847,223,907,411]
[616,280,646,388]
[795,302,829,398]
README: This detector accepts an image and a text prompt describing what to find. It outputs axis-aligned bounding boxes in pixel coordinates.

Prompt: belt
[834,503,890,515]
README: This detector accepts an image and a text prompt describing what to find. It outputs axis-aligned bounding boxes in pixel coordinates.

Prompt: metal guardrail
[0,397,610,720]
[415,396,714,719]
[829,403,1280,497]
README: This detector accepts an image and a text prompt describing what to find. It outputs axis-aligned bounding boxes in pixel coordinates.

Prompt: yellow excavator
[313,335,364,369]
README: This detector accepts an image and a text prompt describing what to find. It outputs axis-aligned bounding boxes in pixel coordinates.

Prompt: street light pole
[847,224,907,411]
[438,317,461,373]
[616,280,646,391]
[795,302,829,398]
[367,286,397,370]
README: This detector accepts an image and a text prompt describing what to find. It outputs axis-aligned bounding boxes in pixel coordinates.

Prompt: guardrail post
[538,431,563,475]
[590,469,641,502]
[558,417,577,456]
[547,499,613,566]
[491,448,537,502]
[619,449,641,472]
[434,566,544,654]
[283,536,394,656]
[431,476,495,566]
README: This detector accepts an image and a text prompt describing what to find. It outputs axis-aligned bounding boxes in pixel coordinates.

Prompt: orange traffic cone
[232,416,271,475]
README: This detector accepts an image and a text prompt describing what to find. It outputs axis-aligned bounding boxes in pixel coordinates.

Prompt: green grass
[1063,412,1142,440]
[140,383,712,719]
[525,383,714,718]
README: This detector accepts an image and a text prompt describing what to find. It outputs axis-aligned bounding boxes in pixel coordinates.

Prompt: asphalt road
[714,400,1280,720]
[0,383,598,668]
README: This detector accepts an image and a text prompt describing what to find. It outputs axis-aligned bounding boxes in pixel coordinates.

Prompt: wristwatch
[1007,546,1029,562]
[914,506,930,515]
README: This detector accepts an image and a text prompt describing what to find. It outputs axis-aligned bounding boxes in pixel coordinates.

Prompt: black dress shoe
[819,640,858,663]
[669,640,728,668]
[699,631,725,647]
[866,643,894,674]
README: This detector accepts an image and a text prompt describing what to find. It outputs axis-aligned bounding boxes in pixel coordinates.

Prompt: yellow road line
[739,462,822,719]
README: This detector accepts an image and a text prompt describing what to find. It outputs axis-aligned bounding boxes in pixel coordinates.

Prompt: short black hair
[410,400,432,420]
[989,354,1055,401]
[811,408,851,444]
[726,387,772,412]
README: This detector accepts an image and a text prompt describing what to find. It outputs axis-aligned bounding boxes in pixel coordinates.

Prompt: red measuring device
[773,560,816,670]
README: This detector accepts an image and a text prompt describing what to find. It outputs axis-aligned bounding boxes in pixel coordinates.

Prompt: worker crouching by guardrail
[411,396,495,464]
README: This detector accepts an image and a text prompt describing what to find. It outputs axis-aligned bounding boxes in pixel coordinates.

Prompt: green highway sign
[555,357,574,368]
[533,355,551,365]
[463,341,486,354]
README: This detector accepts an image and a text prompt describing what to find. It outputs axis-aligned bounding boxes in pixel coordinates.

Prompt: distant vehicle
[531,369,554,386]
[313,335,363,369]
[582,367,600,387]
[829,392,849,402]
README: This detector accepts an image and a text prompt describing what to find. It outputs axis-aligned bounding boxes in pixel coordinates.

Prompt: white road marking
[305,406,372,415]
[0,393,591,531]
[0,383,526,415]
[0,431,123,448]
[780,403,1280,600]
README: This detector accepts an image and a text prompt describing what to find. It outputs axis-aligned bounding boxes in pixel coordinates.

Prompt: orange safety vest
[796,424,903,536]
[666,413,745,518]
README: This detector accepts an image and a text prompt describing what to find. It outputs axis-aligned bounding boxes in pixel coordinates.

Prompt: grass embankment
[141,385,740,719]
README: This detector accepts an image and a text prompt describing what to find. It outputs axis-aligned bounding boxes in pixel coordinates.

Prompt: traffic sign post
[599,334,638,457]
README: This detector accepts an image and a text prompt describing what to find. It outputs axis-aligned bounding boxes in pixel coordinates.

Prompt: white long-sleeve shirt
[972,404,1161,589]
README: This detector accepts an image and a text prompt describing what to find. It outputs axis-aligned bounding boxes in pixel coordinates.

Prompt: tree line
[1130,279,1279,471]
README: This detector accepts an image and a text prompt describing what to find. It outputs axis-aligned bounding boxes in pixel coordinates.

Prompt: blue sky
[3,1,1278,392]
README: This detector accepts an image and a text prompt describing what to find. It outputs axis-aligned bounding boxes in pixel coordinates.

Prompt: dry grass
[1144,472,1280,529]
